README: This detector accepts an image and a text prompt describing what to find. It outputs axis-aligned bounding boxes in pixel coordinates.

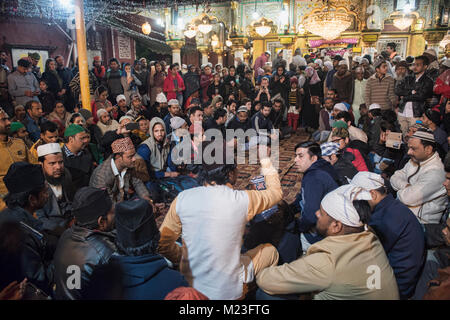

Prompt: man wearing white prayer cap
[390,127,448,224]
[36,143,76,234]
[333,103,347,113]
[156,92,167,104]
[350,171,425,300]
[169,116,187,131]
[256,184,399,300]
[164,99,181,135]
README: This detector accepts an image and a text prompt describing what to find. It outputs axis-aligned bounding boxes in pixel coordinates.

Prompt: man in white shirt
[158,147,282,299]
[351,67,367,125]
[391,129,448,224]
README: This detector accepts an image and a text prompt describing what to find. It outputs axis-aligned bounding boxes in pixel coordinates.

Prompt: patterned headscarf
[305,66,321,85]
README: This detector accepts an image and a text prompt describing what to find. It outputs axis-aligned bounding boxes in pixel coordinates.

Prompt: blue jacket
[110,253,188,300]
[163,113,173,135]
[294,159,339,241]
[137,143,176,179]
[370,194,425,299]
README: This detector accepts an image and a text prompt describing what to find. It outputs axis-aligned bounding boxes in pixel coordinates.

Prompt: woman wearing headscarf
[302,66,322,131]
[91,85,113,124]
[200,64,213,103]
[121,63,142,105]
[42,58,66,104]
[148,61,166,106]
[182,64,200,109]
[96,108,119,137]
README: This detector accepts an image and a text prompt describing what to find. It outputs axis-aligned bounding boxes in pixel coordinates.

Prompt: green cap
[331,120,349,129]
[28,52,40,60]
[10,122,25,133]
[64,124,86,137]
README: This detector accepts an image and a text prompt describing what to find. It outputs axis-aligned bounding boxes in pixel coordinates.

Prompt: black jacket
[269,74,290,103]
[240,78,255,99]
[183,71,200,100]
[366,116,383,152]
[62,147,94,191]
[53,225,116,300]
[0,206,54,295]
[35,168,76,239]
[394,73,434,117]
[333,152,359,185]
[251,111,273,135]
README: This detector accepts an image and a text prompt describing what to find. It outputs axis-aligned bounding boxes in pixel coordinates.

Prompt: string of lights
[1,0,228,21]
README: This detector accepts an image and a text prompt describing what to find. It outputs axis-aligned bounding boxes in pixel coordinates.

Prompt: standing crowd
[0,43,449,300]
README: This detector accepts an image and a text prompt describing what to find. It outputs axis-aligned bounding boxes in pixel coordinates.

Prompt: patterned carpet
[155,132,310,227]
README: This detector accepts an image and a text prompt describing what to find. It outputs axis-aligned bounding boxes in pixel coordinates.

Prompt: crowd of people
[0,41,449,300]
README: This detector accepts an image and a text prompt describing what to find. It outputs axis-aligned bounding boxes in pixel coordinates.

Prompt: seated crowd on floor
[0,46,449,300]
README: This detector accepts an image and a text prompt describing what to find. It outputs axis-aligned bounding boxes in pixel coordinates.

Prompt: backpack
[154,176,200,203]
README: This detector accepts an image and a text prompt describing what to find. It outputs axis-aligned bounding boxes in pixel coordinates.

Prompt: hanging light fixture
[303,2,352,41]
[198,18,213,34]
[393,1,414,31]
[142,22,151,35]
[255,20,272,37]
[226,39,233,47]
[184,24,197,38]
[393,14,414,30]
[252,0,259,19]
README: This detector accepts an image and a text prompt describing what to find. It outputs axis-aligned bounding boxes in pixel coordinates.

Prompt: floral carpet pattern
[155,132,310,227]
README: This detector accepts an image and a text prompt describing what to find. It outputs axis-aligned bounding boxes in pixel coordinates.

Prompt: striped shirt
[365,73,396,111]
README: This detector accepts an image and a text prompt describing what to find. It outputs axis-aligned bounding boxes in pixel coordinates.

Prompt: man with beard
[136,117,177,199]
[163,99,181,135]
[53,187,116,300]
[35,143,75,237]
[62,124,94,191]
[0,107,35,211]
[9,121,33,149]
[414,153,450,300]
[256,184,399,300]
[28,52,42,81]
[391,128,448,224]
[331,61,354,104]
[90,136,150,204]
[395,60,410,81]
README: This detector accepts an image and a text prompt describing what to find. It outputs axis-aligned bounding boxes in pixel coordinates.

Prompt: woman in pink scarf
[302,66,322,130]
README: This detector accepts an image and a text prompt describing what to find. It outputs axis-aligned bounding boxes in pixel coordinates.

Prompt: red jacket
[163,71,185,101]
[200,73,213,103]
[346,147,368,172]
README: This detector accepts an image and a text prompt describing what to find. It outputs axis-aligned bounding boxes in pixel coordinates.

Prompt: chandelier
[198,19,213,34]
[303,4,352,41]
[393,14,414,30]
[255,21,271,37]
[184,24,197,38]
[141,22,151,35]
